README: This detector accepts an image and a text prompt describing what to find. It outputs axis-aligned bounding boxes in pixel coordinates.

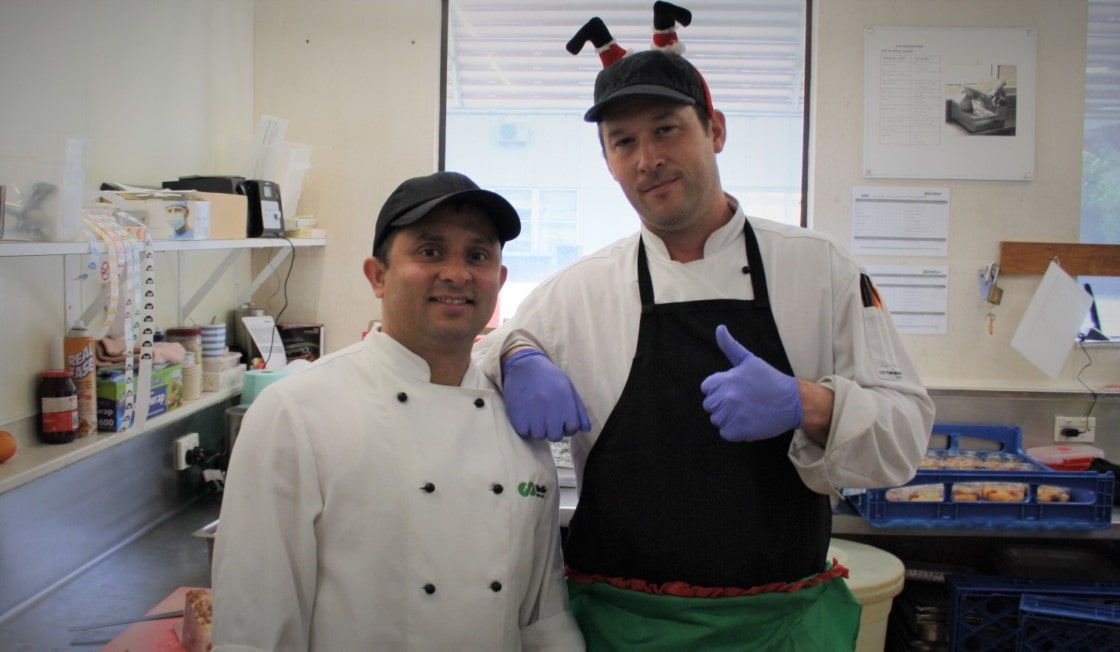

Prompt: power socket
[1054,416,1096,443]
[174,432,201,471]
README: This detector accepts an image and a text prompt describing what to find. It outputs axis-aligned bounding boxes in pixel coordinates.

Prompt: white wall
[812,0,1117,391]
[250,0,444,344]
[0,0,255,425]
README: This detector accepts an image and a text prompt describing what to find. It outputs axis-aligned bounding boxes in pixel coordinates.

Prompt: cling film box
[96,363,183,432]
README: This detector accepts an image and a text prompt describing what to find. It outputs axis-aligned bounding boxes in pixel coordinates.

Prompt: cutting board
[100,586,208,652]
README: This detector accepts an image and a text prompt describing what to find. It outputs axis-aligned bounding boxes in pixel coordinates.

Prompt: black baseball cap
[584,49,712,122]
[373,171,521,253]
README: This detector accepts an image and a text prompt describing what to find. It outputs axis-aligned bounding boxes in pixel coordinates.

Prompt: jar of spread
[39,369,78,444]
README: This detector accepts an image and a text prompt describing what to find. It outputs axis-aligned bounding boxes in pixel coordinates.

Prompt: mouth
[640,175,678,194]
[431,297,473,306]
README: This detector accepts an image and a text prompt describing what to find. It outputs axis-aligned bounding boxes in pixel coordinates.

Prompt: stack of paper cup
[200,323,227,360]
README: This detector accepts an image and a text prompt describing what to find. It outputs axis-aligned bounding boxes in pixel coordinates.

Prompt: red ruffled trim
[566,560,850,598]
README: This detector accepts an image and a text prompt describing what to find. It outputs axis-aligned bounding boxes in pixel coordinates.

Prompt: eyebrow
[603,107,682,140]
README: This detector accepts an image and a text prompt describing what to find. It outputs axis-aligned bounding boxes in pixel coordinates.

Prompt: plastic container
[947,574,1120,651]
[828,538,906,652]
[1017,594,1120,650]
[1026,444,1105,471]
[0,131,87,242]
[166,327,202,363]
[845,424,1115,531]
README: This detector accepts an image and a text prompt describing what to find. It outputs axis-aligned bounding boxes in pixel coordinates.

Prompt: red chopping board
[100,586,208,652]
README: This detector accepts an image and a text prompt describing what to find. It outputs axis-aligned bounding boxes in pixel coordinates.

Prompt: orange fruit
[0,430,16,463]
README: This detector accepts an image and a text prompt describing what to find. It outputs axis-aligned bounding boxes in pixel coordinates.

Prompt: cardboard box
[96,363,183,432]
[192,191,247,239]
[99,190,211,240]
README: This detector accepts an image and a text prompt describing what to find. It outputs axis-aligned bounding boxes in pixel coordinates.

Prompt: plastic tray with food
[845,424,1115,530]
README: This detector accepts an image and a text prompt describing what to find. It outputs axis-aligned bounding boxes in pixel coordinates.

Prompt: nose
[637,137,664,173]
[437,255,472,285]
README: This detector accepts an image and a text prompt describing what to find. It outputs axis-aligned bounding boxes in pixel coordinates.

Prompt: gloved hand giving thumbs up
[700,324,802,442]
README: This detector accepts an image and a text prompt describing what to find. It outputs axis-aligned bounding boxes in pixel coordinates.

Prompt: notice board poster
[863,27,1036,181]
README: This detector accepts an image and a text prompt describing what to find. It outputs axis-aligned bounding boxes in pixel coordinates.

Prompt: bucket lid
[827,538,906,604]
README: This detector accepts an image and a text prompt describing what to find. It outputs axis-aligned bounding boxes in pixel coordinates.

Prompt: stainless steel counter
[0,500,220,652]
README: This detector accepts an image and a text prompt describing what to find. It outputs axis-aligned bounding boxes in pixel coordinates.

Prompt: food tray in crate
[947,574,1120,652]
[1017,594,1120,651]
[845,424,1115,530]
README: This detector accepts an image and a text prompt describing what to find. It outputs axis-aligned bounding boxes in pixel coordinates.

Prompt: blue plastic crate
[847,424,1115,530]
[947,574,1120,651]
[1017,594,1120,651]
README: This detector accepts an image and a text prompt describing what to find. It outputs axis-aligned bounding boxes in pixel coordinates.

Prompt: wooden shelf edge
[1000,241,1120,276]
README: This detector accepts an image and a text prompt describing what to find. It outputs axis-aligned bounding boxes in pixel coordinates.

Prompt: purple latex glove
[700,324,802,442]
[501,349,591,442]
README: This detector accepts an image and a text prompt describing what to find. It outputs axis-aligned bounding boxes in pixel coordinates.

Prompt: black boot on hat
[566,16,628,67]
[653,1,692,53]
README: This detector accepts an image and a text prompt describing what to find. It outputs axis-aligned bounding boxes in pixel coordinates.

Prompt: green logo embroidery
[518,481,548,499]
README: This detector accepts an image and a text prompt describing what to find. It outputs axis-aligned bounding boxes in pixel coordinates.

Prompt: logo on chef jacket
[518,481,548,499]
[878,367,903,382]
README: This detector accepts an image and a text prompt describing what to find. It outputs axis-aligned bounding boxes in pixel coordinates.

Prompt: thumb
[714,324,750,366]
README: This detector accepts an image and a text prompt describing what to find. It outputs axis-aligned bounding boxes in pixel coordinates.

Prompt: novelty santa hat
[568,2,713,123]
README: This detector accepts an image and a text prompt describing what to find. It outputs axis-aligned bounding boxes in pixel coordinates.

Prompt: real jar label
[42,395,79,432]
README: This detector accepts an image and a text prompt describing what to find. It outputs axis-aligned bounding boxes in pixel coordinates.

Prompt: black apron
[564,218,831,589]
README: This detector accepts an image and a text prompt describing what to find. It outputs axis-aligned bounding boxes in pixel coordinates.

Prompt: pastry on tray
[181,588,213,652]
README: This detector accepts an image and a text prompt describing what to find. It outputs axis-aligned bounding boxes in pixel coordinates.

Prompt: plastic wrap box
[1017,594,1120,651]
[96,363,183,432]
[946,574,1120,651]
[845,424,1115,530]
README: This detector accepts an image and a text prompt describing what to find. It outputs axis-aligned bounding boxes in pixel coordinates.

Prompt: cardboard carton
[99,190,211,240]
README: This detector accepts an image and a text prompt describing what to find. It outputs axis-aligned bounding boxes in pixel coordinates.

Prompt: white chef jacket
[475,200,935,496]
[212,331,584,651]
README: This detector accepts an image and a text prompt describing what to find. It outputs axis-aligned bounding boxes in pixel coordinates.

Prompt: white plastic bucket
[827,538,906,652]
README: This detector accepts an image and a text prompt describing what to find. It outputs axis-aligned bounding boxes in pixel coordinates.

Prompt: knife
[68,609,184,632]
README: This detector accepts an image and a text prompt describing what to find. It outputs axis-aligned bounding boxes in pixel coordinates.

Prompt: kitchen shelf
[0,387,239,496]
[0,237,326,256]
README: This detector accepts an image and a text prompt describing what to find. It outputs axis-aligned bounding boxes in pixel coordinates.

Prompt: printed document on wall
[865,265,949,335]
[852,186,949,256]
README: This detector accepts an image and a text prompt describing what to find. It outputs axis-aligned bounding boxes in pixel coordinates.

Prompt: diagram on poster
[863,27,1036,180]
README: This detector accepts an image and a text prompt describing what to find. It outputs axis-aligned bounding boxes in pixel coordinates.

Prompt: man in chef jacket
[474,4,934,650]
[212,171,584,651]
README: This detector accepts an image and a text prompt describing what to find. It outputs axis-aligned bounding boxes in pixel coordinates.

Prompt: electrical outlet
[174,432,200,471]
[1054,416,1096,443]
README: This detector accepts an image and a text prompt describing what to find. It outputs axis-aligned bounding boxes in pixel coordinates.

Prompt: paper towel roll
[241,368,289,405]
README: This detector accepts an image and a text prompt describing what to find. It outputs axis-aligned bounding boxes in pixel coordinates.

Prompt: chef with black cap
[475,3,933,650]
[212,171,584,651]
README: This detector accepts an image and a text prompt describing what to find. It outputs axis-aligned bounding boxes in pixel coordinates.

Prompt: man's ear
[710,109,728,154]
[364,256,388,299]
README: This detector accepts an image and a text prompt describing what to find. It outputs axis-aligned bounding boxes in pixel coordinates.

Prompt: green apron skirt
[568,572,862,651]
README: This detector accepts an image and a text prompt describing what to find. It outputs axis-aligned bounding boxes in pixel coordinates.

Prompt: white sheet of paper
[852,187,950,257]
[864,264,949,334]
[241,315,288,370]
[1010,261,1093,378]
